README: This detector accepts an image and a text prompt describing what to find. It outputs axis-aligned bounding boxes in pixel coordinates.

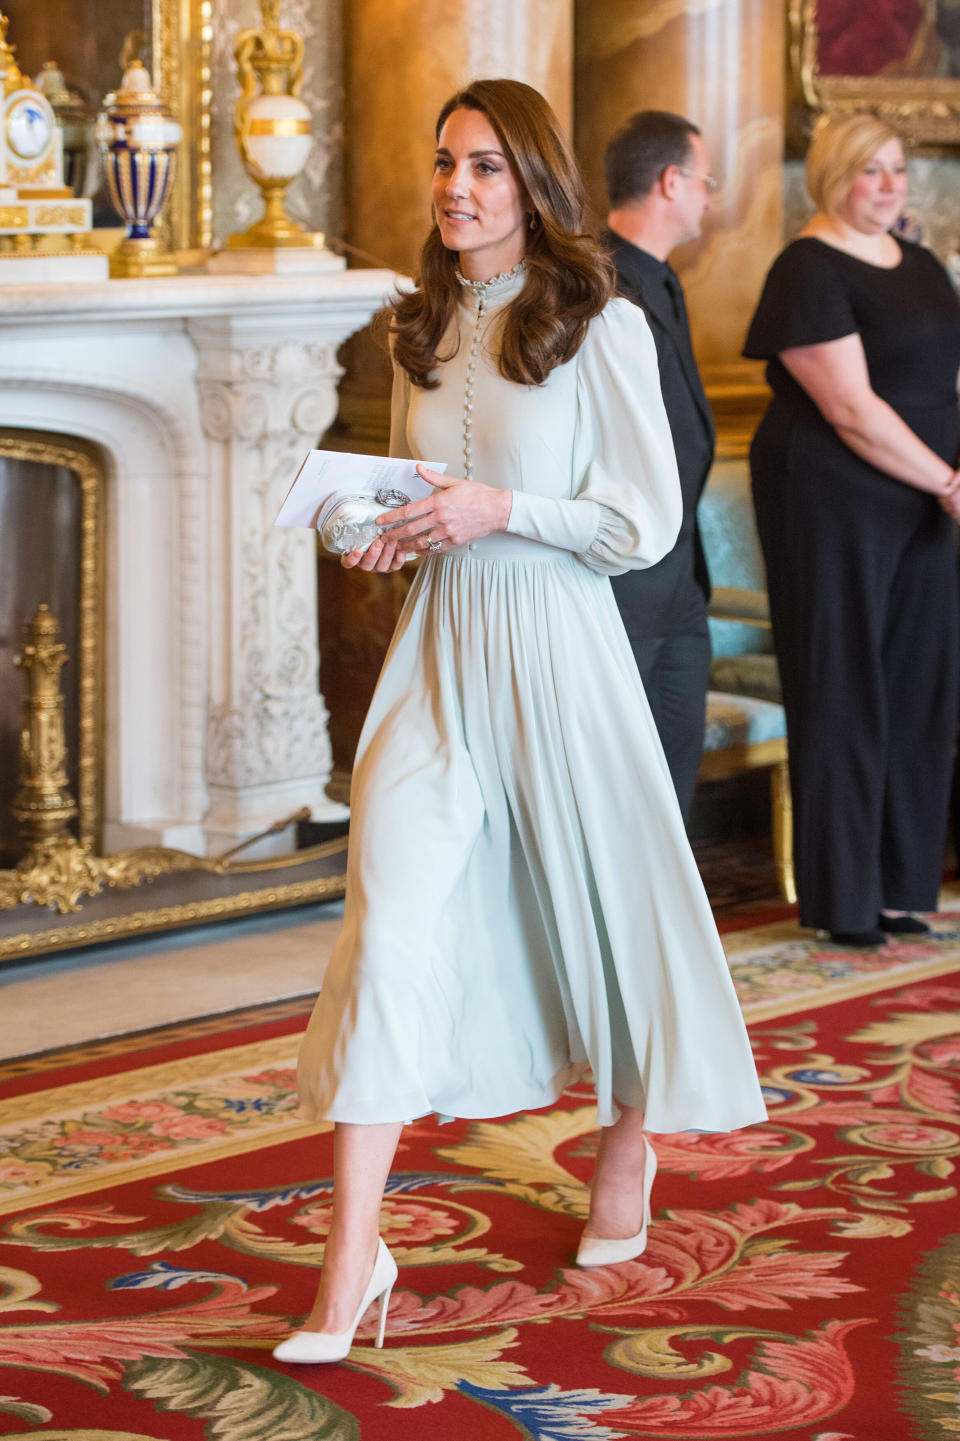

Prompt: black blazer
[604,230,715,639]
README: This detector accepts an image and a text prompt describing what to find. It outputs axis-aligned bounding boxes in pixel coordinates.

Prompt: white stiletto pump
[272,1236,398,1364]
[576,1136,658,1268]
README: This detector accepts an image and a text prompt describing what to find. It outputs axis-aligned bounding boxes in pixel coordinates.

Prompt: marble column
[575,0,785,379]
[345,0,574,277]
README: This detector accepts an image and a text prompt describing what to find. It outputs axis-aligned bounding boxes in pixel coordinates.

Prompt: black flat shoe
[878,913,931,935]
[827,928,887,947]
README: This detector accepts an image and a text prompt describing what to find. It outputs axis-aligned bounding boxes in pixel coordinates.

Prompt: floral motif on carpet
[722,905,960,1020]
[0,971,958,1438]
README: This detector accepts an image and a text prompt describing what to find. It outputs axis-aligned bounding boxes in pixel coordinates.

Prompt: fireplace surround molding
[0,270,396,857]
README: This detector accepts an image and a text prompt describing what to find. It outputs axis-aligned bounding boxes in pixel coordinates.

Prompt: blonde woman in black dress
[745,114,960,946]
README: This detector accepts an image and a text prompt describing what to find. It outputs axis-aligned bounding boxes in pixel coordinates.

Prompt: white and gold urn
[210,0,341,273]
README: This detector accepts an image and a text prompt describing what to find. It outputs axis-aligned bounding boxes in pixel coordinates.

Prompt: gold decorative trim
[788,0,960,146]
[0,435,104,853]
[771,757,797,906]
[6,151,56,187]
[31,203,88,227]
[698,736,788,782]
[0,811,347,914]
[702,364,770,459]
[0,863,347,963]
[16,186,72,199]
[213,833,347,874]
[787,0,820,114]
[12,607,78,843]
[154,0,213,253]
[246,117,312,136]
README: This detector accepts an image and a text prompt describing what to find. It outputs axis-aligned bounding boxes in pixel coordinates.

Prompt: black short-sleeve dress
[743,236,960,934]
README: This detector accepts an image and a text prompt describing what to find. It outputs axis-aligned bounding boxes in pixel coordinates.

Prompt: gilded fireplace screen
[0,432,105,870]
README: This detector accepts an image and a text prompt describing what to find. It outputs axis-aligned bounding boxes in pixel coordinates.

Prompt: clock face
[7,95,53,161]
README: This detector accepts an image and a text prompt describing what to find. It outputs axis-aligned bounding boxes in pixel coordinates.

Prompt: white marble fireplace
[0,268,395,856]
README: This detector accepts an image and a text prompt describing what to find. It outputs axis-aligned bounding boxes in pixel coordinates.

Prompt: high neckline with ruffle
[456,259,527,311]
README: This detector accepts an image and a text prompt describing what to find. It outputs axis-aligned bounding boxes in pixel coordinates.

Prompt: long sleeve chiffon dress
[297,266,767,1135]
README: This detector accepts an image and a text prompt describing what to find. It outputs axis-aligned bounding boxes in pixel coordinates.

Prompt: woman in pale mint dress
[273,79,766,1368]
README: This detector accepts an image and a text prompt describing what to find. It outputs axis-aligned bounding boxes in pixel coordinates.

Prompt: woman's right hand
[340,533,412,573]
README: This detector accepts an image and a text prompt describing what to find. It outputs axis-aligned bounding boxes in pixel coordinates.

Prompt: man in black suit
[604,111,717,824]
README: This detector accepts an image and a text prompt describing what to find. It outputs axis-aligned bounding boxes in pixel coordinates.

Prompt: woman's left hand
[377,465,513,554]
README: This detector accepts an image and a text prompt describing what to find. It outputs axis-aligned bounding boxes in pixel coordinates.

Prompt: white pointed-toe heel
[576,1136,658,1268]
[272,1236,398,1364]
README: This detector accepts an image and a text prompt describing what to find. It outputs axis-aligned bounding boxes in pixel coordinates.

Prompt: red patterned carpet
[2,917,960,1439]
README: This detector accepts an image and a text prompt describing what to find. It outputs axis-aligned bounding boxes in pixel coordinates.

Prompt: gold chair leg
[771,759,797,904]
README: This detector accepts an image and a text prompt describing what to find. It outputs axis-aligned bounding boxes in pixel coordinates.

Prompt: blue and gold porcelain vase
[95,59,181,278]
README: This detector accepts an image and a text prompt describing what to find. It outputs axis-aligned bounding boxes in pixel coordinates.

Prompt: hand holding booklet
[275,450,448,556]
[276,449,448,556]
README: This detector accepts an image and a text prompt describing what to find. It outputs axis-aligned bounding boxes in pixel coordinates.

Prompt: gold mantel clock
[0,11,92,241]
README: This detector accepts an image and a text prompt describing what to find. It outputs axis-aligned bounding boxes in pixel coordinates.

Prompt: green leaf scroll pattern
[1,1187,522,1274]
[0,1395,53,1424]
[758,1029,960,1212]
[0,1268,284,1391]
[892,1230,960,1440]
[122,1353,358,1441]
[0,1432,167,1440]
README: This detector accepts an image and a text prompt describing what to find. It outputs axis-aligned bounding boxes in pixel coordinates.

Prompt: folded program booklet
[274,450,447,529]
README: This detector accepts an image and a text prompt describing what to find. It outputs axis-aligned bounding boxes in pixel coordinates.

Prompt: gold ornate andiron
[223,0,322,251]
[12,605,77,844]
[0,605,313,915]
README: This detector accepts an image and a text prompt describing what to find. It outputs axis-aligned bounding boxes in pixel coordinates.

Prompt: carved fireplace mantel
[0,268,397,855]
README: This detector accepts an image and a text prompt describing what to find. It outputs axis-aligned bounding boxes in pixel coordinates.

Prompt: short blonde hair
[806,113,904,217]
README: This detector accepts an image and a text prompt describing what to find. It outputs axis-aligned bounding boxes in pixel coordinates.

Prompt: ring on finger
[426,535,443,553]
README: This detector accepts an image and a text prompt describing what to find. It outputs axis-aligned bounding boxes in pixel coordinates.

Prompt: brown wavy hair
[389,78,614,389]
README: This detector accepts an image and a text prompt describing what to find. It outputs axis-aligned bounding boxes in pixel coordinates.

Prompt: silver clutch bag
[315,486,410,555]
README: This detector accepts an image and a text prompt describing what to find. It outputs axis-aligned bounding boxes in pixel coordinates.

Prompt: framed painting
[789,0,960,146]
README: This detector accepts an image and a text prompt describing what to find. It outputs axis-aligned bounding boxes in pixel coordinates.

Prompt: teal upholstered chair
[697,455,795,903]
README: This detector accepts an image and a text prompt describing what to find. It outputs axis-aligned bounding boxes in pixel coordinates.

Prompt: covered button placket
[457,260,526,483]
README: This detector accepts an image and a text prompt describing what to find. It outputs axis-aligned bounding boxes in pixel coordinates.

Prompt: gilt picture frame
[789,0,960,147]
[154,0,213,257]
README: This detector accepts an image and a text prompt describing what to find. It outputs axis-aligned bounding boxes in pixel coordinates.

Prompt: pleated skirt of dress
[296,536,767,1133]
